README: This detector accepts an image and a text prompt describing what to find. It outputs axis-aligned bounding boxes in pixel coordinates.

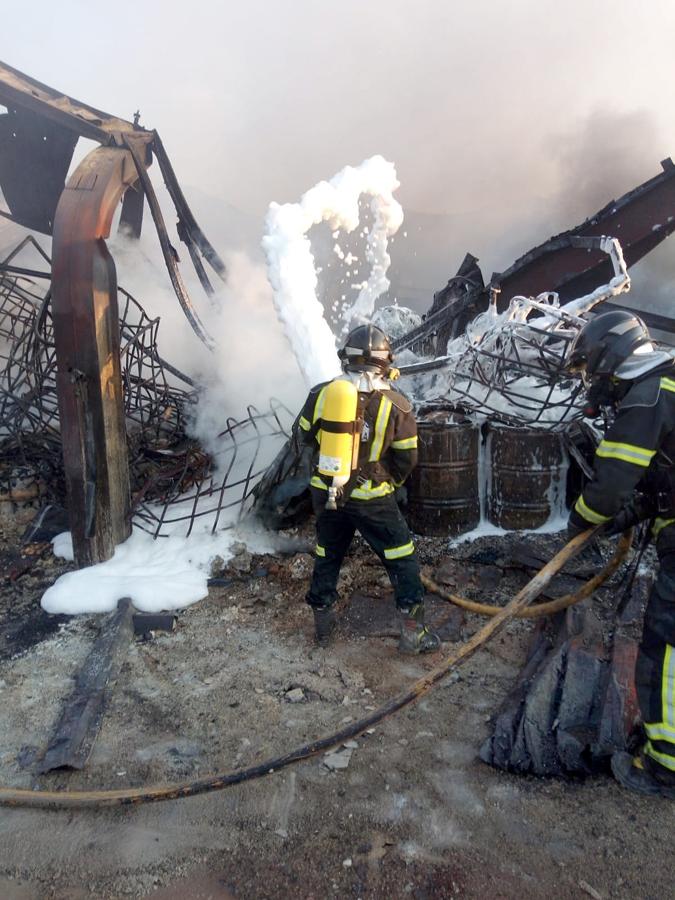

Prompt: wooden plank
[36,598,134,773]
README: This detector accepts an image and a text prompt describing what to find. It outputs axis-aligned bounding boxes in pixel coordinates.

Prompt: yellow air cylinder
[318,378,359,486]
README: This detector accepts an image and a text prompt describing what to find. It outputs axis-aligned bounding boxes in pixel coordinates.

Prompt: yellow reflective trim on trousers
[384,540,415,560]
[645,722,675,743]
[596,440,656,467]
[369,396,392,462]
[645,740,675,772]
[663,644,675,729]
[654,517,675,539]
[298,415,311,431]
[315,544,326,558]
[661,377,675,394]
[391,435,418,450]
[350,480,395,500]
[574,495,611,525]
[310,476,328,490]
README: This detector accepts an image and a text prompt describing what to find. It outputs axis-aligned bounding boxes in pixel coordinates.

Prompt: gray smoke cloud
[3,0,674,319]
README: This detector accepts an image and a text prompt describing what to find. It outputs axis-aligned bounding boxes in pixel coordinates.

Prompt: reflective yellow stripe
[350,480,395,500]
[298,415,311,432]
[663,645,675,729]
[315,544,326,558]
[369,396,392,462]
[661,377,675,394]
[313,386,328,424]
[645,740,675,772]
[384,541,415,560]
[391,435,418,450]
[596,440,656,467]
[312,386,328,443]
[653,517,675,539]
[574,495,611,525]
[311,475,394,499]
[645,722,675,743]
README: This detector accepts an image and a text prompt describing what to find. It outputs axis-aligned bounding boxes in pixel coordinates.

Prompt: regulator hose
[0,528,613,809]
[422,529,633,619]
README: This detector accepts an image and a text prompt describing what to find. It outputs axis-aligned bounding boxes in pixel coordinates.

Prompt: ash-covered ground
[0,512,670,900]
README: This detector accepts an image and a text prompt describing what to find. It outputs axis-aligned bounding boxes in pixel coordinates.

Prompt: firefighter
[566,309,675,798]
[296,323,440,655]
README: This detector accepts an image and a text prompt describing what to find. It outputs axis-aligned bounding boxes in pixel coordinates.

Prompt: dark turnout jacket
[571,365,675,537]
[297,379,418,501]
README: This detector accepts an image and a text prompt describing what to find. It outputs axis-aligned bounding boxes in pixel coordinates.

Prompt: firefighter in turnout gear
[296,324,441,655]
[565,310,675,798]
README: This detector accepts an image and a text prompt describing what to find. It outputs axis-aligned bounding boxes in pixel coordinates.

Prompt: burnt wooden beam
[0,58,149,146]
[36,598,135,773]
[51,145,141,565]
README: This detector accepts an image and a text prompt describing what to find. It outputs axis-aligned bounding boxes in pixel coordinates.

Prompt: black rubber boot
[398,603,441,655]
[611,751,675,799]
[313,607,336,647]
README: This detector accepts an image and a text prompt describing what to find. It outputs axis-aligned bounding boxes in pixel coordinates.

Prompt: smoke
[3,0,673,408]
[191,251,306,453]
[111,231,305,454]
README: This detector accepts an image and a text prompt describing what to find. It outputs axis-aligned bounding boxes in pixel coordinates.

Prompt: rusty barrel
[408,418,480,536]
[487,424,565,530]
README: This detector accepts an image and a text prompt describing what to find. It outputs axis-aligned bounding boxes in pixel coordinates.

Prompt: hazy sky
[4,0,675,290]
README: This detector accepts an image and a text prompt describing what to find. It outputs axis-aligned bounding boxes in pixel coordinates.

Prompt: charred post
[51,145,147,565]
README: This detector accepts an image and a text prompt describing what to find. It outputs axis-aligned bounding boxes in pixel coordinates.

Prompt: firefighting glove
[604,495,654,536]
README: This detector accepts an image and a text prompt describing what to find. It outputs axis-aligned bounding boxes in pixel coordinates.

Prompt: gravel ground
[0,515,671,900]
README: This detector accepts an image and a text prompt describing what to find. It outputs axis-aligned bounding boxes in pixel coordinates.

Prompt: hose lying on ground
[422,529,633,619]
[0,528,622,809]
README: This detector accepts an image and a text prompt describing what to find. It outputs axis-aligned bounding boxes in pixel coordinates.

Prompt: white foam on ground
[446,514,567,549]
[262,155,403,387]
[42,518,282,616]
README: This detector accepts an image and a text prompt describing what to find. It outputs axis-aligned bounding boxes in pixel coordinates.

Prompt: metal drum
[408,417,480,536]
[487,423,566,530]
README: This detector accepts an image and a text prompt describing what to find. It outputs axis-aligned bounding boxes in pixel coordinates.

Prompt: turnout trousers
[306,488,424,612]
[636,520,675,781]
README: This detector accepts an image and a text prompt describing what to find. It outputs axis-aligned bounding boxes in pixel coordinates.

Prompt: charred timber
[36,598,135,773]
[51,146,138,565]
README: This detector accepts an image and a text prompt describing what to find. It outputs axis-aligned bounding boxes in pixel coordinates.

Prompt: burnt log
[480,574,650,776]
[36,598,135,773]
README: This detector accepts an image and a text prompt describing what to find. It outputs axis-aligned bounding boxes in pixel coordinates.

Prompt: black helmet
[565,310,651,381]
[338,324,393,373]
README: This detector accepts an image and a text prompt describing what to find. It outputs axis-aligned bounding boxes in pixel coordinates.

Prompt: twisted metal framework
[444,309,585,427]
[133,400,294,538]
[0,239,61,504]
[0,238,293,535]
[403,295,588,429]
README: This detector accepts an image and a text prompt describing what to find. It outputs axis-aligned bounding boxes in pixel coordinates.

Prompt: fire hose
[0,527,631,809]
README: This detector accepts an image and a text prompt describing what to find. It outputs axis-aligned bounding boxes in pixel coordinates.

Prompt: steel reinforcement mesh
[0,239,294,534]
